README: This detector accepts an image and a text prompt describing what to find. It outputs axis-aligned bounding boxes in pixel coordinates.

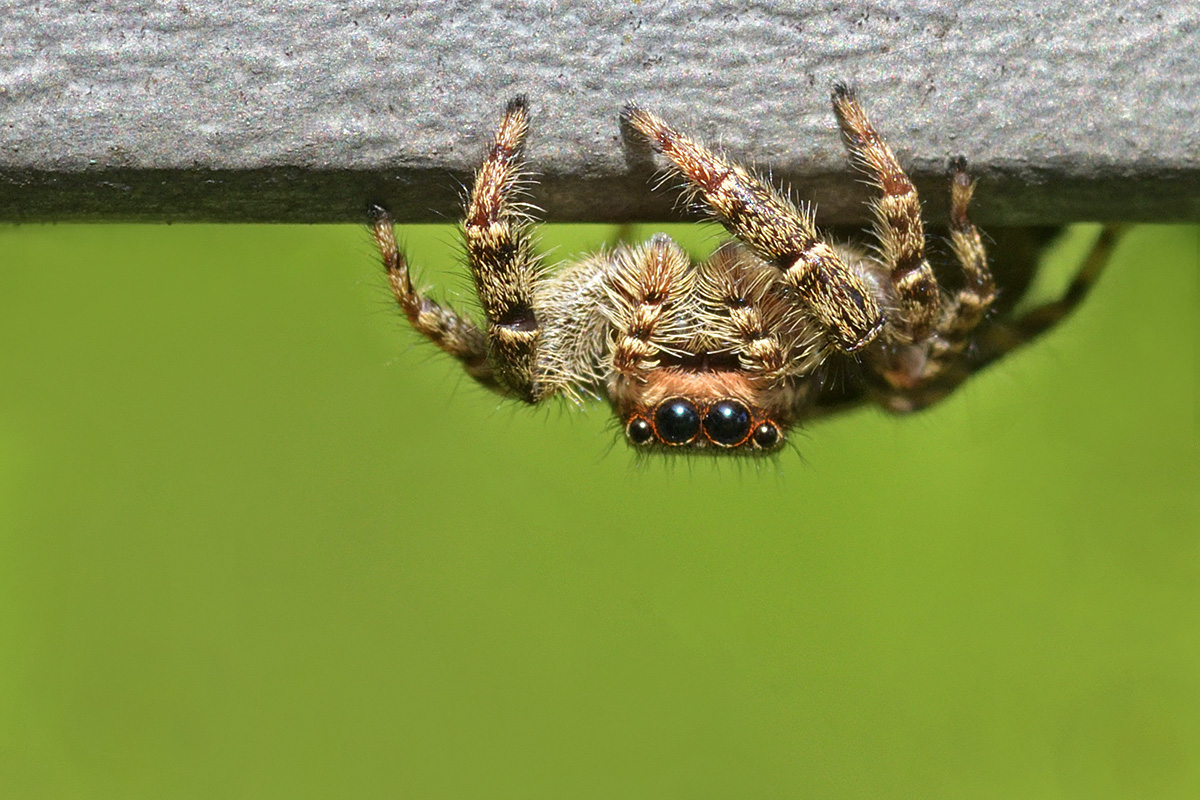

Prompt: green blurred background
[1,221,1197,798]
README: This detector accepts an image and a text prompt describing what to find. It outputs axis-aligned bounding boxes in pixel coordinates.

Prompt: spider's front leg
[623,104,884,353]
[462,96,547,403]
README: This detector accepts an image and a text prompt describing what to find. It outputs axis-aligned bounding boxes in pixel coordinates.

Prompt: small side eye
[752,422,780,449]
[654,398,700,445]
[626,417,654,445]
[703,400,752,446]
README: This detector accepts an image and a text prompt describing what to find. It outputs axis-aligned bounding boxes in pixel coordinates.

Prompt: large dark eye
[752,422,780,449]
[626,417,653,445]
[654,398,700,445]
[703,399,752,446]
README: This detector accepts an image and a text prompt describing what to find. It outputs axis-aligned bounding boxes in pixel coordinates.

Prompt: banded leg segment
[371,207,497,389]
[623,104,883,352]
[879,225,1126,413]
[832,84,939,342]
[462,96,544,402]
[933,158,996,358]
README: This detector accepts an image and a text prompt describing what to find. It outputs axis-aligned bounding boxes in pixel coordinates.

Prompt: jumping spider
[371,87,1121,454]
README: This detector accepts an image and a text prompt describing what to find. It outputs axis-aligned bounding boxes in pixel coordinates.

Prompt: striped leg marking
[624,103,884,352]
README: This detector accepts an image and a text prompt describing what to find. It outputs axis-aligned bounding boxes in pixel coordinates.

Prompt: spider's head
[613,368,788,453]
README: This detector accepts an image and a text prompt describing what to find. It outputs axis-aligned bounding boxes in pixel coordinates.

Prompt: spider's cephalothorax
[372,90,1122,454]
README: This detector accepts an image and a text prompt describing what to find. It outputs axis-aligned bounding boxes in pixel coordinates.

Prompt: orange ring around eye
[625,416,654,445]
[751,421,781,449]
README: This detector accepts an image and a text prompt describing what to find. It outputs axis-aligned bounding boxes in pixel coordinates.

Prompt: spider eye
[654,398,700,445]
[752,422,780,449]
[703,399,752,446]
[626,417,654,445]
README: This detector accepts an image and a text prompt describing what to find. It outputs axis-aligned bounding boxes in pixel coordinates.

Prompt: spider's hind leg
[971,224,1127,369]
[930,157,997,360]
[462,96,547,402]
[832,84,940,342]
[877,224,1126,413]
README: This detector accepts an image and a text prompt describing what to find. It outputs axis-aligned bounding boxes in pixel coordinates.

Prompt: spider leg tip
[620,103,660,147]
[367,203,391,223]
[506,95,529,114]
[831,81,854,101]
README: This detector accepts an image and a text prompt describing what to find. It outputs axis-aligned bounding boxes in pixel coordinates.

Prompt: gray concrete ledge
[1,1,1197,224]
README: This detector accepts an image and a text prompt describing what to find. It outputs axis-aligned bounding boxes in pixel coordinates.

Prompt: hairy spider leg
[972,224,1127,369]
[622,104,884,353]
[462,95,546,402]
[695,243,797,382]
[371,206,497,387]
[932,157,997,358]
[832,84,940,343]
[881,225,1126,412]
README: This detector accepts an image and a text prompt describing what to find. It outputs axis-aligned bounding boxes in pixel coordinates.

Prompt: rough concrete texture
[0,1,1197,223]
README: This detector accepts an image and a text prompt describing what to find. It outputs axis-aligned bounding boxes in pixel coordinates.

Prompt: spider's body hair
[520,233,833,451]
[601,235,696,376]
